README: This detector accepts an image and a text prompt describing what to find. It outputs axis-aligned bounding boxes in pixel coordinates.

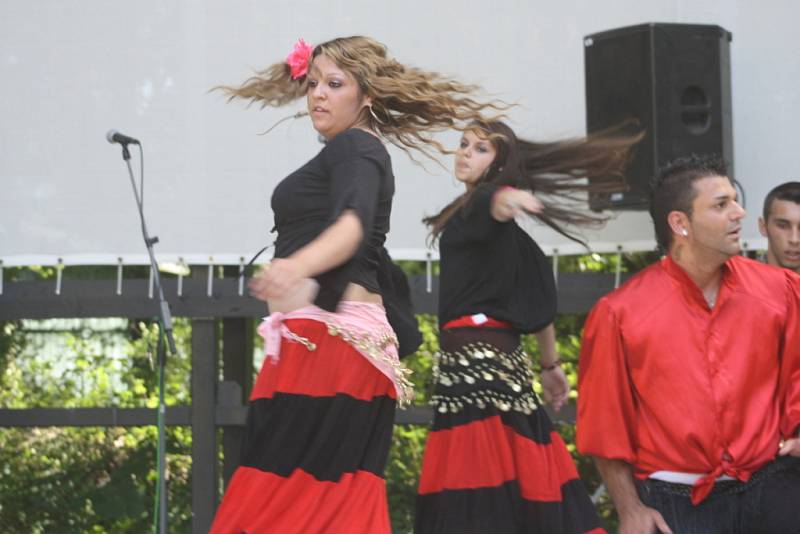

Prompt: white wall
[1,0,797,266]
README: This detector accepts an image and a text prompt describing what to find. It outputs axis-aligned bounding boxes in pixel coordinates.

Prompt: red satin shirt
[577,255,800,504]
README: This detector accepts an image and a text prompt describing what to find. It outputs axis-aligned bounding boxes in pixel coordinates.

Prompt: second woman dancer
[416,120,640,533]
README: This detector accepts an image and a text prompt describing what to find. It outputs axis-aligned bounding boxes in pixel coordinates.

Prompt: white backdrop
[2,0,798,266]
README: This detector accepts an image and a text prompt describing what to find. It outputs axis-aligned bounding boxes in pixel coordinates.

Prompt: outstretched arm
[491,187,544,222]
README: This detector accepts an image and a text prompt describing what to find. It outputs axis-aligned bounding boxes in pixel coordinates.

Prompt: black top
[437,184,557,333]
[271,128,421,355]
[272,128,392,304]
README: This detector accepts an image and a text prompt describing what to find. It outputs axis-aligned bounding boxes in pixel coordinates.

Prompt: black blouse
[270,128,421,355]
[437,184,557,333]
[272,128,392,305]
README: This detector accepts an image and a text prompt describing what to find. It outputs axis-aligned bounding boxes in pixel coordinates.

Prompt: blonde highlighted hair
[215,36,503,159]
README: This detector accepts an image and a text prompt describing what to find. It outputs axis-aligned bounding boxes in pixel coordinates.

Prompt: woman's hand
[491,188,544,222]
[540,365,570,412]
[248,210,362,305]
[248,258,308,301]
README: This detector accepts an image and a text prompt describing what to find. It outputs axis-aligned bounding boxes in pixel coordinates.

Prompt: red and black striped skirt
[210,318,397,534]
[416,327,604,534]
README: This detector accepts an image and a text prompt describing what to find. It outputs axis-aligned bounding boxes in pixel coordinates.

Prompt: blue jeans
[635,457,800,534]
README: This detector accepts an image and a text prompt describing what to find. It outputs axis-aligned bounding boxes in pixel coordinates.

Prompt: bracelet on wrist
[540,359,562,372]
[492,185,517,203]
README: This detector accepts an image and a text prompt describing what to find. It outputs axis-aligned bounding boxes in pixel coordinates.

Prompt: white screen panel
[2,0,797,265]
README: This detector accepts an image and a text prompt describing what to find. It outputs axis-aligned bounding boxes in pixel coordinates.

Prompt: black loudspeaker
[585,23,733,210]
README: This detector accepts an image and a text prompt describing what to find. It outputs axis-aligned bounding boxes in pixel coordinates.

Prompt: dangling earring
[368,105,387,125]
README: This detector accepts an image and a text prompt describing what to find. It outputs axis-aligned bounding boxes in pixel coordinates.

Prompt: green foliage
[0,321,24,386]
[0,425,191,533]
[394,260,440,278]
[0,316,193,533]
[385,315,438,533]
[386,425,429,532]
[402,314,439,403]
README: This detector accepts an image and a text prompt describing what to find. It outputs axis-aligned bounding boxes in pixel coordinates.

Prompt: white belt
[649,471,736,485]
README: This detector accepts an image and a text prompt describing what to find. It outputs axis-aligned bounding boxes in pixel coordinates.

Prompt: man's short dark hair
[762,181,800,221]
[649,154,730,252]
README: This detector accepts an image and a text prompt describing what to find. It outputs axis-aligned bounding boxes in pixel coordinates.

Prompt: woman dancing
[416,120,640,533]
[210,36,500,534]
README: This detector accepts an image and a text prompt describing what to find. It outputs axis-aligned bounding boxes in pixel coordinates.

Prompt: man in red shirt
[759,181,800,274]
[577,155,800,534]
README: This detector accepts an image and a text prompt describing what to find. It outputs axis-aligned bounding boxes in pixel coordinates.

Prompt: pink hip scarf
[257,301,414,405]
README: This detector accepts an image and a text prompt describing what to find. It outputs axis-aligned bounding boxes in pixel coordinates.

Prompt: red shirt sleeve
[576,297,638,463]
[780,271,800,438]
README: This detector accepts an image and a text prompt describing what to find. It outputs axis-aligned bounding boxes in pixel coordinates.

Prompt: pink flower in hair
[285,38,314,80]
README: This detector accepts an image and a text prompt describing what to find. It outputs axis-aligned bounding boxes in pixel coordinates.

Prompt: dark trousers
[635,457,800,534]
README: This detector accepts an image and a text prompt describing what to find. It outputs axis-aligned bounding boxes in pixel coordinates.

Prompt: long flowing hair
[214,36,504,160]
[423,120,643,246]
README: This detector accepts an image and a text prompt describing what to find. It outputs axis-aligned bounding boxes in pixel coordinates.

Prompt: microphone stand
[115,142,176,534]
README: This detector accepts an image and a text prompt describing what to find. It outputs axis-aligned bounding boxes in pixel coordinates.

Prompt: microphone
[106,130,140,145]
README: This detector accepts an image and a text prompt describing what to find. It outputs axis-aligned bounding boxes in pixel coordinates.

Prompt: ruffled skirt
[415,327,604,534]
[211,318,397,534]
